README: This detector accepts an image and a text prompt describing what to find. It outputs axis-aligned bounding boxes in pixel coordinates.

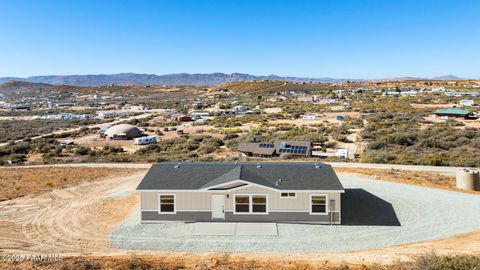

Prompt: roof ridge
[239,166,277,189]
[200,165,242,189]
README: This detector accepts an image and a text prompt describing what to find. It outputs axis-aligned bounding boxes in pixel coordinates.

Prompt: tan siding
[225,185,342,212]
[176,192,211,210]
[140,192,158,210]
[140,187,342,213]
[141,192,212,211]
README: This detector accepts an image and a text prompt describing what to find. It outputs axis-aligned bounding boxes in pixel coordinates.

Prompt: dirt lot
[1,166,480,268]
[410,103,454,109]
[0,167,143,200]
[0,169,147,255]
[334,167,461,192]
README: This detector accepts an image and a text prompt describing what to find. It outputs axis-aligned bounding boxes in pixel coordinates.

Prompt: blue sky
[0,0,479,79]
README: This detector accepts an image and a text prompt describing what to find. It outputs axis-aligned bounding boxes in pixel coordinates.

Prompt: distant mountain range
[379,75,470,81]
[0,73,474,87]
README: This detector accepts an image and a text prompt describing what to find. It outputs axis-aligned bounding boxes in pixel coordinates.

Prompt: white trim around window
[233,194,269,215]
[280,192,297,198]
[158,194,176,214]
[309,194,329,215]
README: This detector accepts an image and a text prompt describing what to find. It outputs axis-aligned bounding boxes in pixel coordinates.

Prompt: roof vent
[276,178,282,186]
[314,163,320,168]
[256,163,262,168]
[174,163,181,169]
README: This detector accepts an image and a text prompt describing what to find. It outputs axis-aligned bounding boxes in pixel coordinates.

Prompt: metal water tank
[456,169,480,191]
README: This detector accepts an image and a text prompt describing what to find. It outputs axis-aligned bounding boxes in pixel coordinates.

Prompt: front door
[211,195,225,220]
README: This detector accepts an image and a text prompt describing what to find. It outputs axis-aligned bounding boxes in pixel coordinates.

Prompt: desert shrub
[75,146,90,156]
[361,112,480,167]
[223,133,239,140]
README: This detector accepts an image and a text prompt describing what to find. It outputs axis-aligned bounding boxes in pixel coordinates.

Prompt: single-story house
[238,140,312,157]
[104,124,143,140]
[137,162,344,224]
[459,100,475,107]
[434,108,473,119]
[171,114,193,122]
[302,115,316,120]
[233,105,251,112]
[98,110,119,119]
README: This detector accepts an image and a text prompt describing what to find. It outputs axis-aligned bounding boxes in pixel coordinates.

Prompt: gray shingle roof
[137,162,344,191]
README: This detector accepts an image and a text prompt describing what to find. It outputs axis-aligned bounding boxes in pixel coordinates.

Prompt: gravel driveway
[110,174,480,253]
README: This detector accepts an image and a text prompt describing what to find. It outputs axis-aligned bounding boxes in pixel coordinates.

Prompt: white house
[302,115,316,120]
[460,100,475,106]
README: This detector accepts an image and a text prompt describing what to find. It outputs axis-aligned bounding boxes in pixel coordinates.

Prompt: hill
[0,73,475,87]
[0,73,360,87]
[431,75,470,80]
[0,80,54,94]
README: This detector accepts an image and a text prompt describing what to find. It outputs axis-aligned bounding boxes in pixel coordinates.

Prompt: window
[235,195,250,213]
[159,195,175,213]
[281,192,296,198]
[234,194,268,214]
[310,195,327,214]
[252,195,267,213]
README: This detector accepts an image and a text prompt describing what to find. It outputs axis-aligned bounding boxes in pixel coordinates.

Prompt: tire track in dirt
[0,171,147,254]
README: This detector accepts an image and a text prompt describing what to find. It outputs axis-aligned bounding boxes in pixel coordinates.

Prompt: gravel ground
[109,174,480,253]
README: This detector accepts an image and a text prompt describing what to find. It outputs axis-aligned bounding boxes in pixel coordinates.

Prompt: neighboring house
[384,91,417,96]
[302,115,316,120]
[445,91,480,97]
[104,124,143,140]
[434,108,473,119]
[98,110,118,119]
[124,104,147,111]
[384,91,400,96]
[335,149,348,159]
[191,111,211,117]
[137,162,344,224]
[171,114,193,122]
[238,141,312,157]
[400,90,417,96]
[459,100,475,107]
[9,103,31,110]
[233,105,250,112]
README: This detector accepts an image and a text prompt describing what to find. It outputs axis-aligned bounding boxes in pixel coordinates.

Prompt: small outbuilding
[104,124,143,140]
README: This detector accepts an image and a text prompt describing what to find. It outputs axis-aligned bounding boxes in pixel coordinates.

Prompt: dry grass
[1,253,479,270]
[0,167,144,200]
[0,254,356,270]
